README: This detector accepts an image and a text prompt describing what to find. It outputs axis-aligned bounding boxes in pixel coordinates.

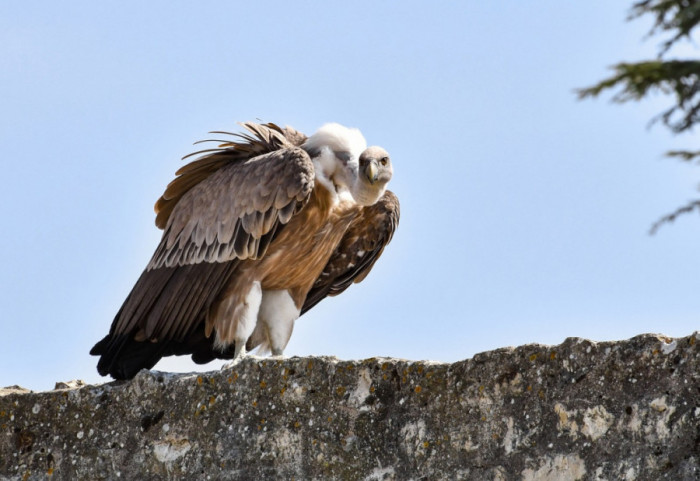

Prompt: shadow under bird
[90,122,399,380]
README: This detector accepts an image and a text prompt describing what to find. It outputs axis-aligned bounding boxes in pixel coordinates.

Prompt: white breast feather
[304,123,367,202]
[304,123,367,160]
[255,289,300,355]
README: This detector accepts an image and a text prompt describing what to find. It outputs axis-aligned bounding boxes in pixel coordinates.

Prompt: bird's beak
[366,160,379,185]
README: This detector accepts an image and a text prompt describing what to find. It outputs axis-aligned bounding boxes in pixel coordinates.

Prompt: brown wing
[148,146,315,270]
[154,122,299,229]
[301,190,400,315]
[91,260,241,379]
[112,146,315,339]
[91,124,314,379]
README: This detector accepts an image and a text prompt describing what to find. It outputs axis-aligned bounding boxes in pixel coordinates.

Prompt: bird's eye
[380,157,388,166]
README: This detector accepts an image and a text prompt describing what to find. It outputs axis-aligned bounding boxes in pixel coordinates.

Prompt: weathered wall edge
[2,332,699,480]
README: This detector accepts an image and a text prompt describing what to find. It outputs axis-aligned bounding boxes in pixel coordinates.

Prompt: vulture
[91,122,399,379]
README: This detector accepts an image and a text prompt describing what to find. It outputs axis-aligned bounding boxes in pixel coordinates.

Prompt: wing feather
[148,146,314,269]
[93,260,240,379]
[155,122,294,229]
[92,122,313,379]
[301,190,400,315]
[278,200,297,224]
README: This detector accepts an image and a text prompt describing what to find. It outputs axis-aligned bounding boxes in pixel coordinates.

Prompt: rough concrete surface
[1,333,699,480]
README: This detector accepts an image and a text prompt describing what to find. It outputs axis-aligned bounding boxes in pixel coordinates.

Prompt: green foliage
[577,61,700,134]
[666,149,700,161]
[629,0,700,54]
[650,200,700,233]
[578,0,700,233]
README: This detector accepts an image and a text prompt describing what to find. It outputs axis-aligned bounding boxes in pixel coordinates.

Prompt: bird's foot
[221,338,248,369]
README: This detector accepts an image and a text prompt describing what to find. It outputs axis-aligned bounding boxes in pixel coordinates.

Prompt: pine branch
[576,60,700,133]
[579,0,700,232]
[649,199,700,234]
[666,149,700,161]
[630,0,700,55]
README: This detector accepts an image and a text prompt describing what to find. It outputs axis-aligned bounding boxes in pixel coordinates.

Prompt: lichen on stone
[1,333,699,480]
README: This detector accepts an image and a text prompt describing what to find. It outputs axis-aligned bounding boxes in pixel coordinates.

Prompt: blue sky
[1,2,698,391]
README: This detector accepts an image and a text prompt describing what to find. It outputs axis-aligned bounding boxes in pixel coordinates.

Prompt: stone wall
[1,333,699,480]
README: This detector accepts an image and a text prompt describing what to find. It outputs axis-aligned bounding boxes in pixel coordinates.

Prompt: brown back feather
[154,122,301,229]
[301,190,400,314]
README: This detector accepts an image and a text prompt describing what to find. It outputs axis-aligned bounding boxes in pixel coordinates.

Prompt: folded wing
[301,190,400,315]
[92,126,314,379]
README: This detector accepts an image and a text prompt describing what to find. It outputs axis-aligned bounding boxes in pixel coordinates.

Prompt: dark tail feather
[90,324,238,380]
[91,260,241,380]
[91,334,172,380]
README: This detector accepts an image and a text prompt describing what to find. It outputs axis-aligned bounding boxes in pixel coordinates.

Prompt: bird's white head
[353,145,393,206]
[302,123,392,206]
